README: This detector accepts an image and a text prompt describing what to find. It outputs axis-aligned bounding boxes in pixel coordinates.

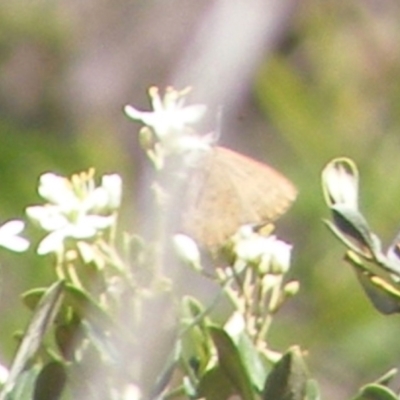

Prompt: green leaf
[329,205,383,261]
[209,326,255,400]
[33,361,66,400]
[305,379,321,400]
[351,383,399,400]
[262,346,309,400]
[180,295,223,385]
[350,258,400,315]
[5,365,41,400]
[235,332,269,392]
[0,281,64,400]
[63,283,112,327]
[181,296,209,328]
[21,288,47,312]
[198,366,236,400]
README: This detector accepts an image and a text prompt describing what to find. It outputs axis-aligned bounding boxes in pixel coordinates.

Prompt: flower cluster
[26,170,122,255]
[230,225,292,275]
[124,86,212,168]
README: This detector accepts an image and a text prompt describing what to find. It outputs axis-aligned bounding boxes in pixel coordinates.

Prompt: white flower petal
[124,106,155,125]
[0,363,9,384]
[233,226,271,262]
[85,215,114,230]
[125,88,207,143]
[224,312,246,338]
[0,236,30,252]
[0,220,29,252]
[231,226,292,275]
[26,206,68,231]
[102,174,122,209]
[37,230,66,255]
[176,104,207,125]
[65,215,113,240]
[67,223,97,239]
[270,239,292,274]
[0,220,25,236]
[83,187,108,211]
[122,383,141,400]
[173,234,201,271]
[38,173,78,207]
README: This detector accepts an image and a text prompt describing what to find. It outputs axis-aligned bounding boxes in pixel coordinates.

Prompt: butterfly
[179,146,297,251]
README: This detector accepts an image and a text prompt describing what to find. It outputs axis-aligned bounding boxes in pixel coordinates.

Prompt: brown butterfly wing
[181,146,297,250]
[215,147,297,221]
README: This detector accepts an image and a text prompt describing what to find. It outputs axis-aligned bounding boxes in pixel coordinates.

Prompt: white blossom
[124,86,206,140]
[231,225,292,274]
[173,234,202,271]
[26,171,121,255]
[0,361,9,384]
[0,220,29,252]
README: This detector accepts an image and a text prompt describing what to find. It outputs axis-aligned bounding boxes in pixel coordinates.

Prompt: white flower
[224,312,246,338]
[0,361,9,384]
[124,86,206,141]
[269,238,292,274]
[173,234,202,271]
[0,220,29,252]
[231,225,292,274]
[322,158,358,209]
[232,225,272,263]
[121,384,141,400]
[101,174,122,210]
[26,171,120,255]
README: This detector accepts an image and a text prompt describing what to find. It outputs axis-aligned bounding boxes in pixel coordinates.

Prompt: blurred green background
[1,0,400,398]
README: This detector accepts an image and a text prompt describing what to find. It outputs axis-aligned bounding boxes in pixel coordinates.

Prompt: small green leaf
[180,296,217,378]
[0,281,65,400]
[63,283,112,327]
[33,361,66,400]
[351,383,399,400]
[209,326,255,400]
[21,289,47,311]
[262,346,309,400]
[181,296,208,327]
[6,365,41,400]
